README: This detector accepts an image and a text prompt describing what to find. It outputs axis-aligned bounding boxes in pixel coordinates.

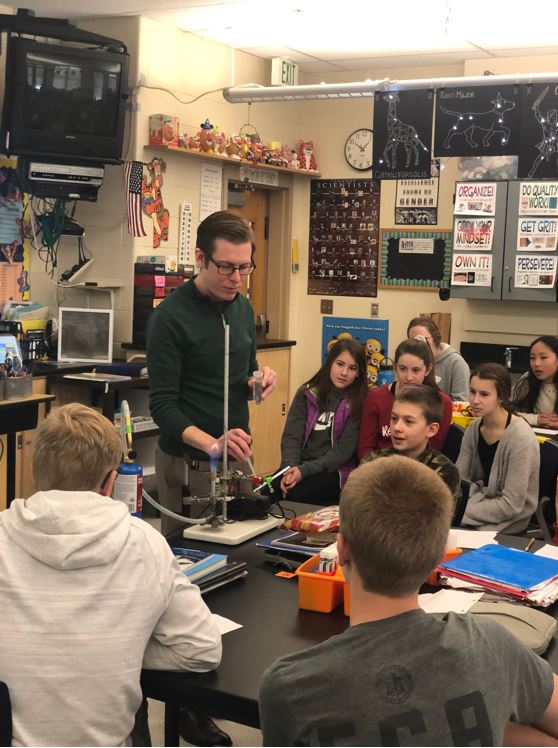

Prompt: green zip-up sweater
[146,280,257,460]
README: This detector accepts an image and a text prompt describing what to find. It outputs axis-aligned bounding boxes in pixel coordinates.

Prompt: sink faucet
[504,346,518,369]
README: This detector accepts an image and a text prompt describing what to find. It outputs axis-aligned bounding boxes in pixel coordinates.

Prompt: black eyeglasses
[207,256,256,276]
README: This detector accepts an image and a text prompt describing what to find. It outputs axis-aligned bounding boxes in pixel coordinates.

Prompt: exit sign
[271,58,299,86]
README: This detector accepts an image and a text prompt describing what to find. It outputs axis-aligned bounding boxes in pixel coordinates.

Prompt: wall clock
[344,128,373,170]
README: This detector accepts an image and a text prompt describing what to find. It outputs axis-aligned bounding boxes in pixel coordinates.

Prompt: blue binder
[439,544,558,591]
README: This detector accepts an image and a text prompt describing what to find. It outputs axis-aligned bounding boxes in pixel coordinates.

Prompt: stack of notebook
[171,547,248,594]
[439,544,558,607]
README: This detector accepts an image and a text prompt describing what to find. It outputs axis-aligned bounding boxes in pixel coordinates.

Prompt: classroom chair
[452,479,470,527]
[0,681,12,747]
[526,439,558,543]
[442,423,465,465]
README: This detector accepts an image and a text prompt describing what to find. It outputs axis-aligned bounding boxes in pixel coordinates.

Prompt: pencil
[524,538,535,552]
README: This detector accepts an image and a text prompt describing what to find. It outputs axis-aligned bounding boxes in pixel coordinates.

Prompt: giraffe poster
[434,85,521,158]
[372,90,433,180]
[518,84,558,179]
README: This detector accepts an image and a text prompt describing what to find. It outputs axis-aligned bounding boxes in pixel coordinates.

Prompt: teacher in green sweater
[147,210,277,536]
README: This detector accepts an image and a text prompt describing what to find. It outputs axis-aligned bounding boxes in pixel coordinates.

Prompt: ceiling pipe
[223,71,558,103]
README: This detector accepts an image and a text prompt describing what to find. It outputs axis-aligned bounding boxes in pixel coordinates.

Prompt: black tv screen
[1,38,129,163]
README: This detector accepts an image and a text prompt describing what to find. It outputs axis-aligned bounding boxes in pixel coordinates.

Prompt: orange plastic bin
[295,554,345,613]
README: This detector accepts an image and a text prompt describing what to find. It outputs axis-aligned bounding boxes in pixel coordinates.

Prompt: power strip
[178,202,195,273]
[59,258,94,283]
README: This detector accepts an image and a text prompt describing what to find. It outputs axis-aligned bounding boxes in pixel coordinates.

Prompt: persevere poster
[308,179,380,298]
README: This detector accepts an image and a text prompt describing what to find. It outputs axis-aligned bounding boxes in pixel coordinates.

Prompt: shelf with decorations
[144,144,321,177]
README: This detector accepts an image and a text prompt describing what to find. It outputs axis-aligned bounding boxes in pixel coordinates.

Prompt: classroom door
[227,187,269,323]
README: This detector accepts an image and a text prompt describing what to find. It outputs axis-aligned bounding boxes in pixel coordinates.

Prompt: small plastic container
[452,413,474,429]
[427,547,462,586]
[5,375,33,400]
[252,370,263,404]
[295,554,345,613]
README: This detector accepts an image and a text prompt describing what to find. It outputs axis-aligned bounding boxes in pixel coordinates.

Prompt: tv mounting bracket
[0,7,127,53]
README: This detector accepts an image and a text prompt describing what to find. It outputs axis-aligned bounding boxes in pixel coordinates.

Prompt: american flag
[124,160,147,237]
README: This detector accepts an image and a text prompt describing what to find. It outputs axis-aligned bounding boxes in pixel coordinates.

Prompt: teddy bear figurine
[298,139,318,171]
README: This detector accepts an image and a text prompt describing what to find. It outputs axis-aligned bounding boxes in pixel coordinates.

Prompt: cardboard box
[148,114,179,147]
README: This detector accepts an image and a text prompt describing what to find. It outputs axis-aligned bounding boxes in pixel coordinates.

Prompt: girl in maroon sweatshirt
[357,338,452,460]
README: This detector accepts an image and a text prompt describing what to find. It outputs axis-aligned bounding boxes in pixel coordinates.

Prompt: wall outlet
[371,303,379,317]
[320,299,333,315]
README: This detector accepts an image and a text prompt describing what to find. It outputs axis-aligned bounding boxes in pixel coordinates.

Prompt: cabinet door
[450,181,508,300]
[249,347,291,475]
[502,180,558,302]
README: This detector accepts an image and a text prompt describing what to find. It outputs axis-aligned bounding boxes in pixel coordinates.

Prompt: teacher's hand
[215,428,253,462]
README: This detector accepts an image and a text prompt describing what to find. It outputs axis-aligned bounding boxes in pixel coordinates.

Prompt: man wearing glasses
[146,210,277,745]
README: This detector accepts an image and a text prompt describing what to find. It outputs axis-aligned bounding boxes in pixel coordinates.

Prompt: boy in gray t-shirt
[259,456,558,746]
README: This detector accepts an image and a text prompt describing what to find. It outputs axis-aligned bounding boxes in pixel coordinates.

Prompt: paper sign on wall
[517,217,558,252]
[454,182,497,216]
[518,182,558,216]
[451,253,492,286]
[515,255,556,288]
[399,237,434,254]
[453,217,495,251]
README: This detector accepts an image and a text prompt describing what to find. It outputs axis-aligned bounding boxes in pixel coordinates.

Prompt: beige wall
[20,18,558,386]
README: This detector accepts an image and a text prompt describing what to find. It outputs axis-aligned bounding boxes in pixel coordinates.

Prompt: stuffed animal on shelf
[298,139,318,171]
[281,144,293,166]
[290,149,300,169]
[226,135,242,159]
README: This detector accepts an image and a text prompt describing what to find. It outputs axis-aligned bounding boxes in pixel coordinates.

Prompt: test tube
[252,370,263,404]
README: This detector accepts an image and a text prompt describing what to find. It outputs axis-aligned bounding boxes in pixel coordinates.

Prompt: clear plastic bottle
[252,370,264,404]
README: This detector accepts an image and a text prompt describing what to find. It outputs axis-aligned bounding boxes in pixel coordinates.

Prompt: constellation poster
[0,157,29,304]
[434,85,521,157]
[308,178,380,298]
[373,90,433,180]
[518,84,558,179]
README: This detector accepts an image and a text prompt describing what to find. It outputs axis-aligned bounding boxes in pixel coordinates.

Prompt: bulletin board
[308,178,380,298]
[380,229,452,290]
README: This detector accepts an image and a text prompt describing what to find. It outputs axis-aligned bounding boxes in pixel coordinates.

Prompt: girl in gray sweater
[457,363,540,533]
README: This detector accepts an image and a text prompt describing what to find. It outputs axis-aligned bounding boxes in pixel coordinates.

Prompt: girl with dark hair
[407,316,470,402]
[357,338,452,459]
[512,336,558,428]
[457,363,540,532]
[277,339,368,504]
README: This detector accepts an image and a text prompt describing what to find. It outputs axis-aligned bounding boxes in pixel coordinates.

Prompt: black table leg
[6,432,16,507]
[164,703,180,747]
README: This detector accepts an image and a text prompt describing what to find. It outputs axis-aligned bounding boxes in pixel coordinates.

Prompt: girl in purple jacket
[277,339,367,505]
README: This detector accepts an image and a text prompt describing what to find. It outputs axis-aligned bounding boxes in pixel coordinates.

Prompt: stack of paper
[439,544,558,607]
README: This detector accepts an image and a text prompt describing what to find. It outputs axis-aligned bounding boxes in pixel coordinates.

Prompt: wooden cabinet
[0,377,49,507]
[15,377,48,499]
[249,347,291,474]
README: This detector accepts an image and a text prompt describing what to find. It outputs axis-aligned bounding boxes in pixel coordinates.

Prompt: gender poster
[453,217,495,251]
[395,177,439,225]
[517,217,558,252]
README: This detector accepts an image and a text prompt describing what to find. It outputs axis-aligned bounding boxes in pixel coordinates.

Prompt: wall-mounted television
[1,38,129,164]
[57,307,113,364]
